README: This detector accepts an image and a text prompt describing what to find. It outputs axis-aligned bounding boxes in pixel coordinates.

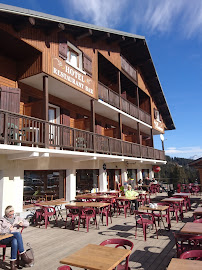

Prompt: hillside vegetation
[156,156,199,184]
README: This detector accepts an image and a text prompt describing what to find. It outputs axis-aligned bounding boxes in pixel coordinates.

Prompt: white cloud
[60,0,202,39]
[61,0,126,28]
[165,146,202,158]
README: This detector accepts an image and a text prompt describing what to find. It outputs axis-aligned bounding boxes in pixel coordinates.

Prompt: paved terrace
[0,192,201,270]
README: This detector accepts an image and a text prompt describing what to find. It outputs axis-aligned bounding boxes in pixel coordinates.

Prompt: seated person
[0,205,33,270]
[138,179,143,186]
[152,178,158,184]
[125,185,139,211]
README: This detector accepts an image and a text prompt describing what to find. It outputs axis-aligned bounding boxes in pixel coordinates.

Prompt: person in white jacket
[0,205,33,270]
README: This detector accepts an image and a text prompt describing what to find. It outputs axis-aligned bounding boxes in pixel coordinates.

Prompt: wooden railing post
[4,112,8,145]
[44,122,49,148]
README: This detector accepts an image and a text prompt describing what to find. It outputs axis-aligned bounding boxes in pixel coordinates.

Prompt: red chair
[78,208,97,232]
[34,204,57,229]
[177,184,181,193]
[65,206,80,229]
[100,238,134,270]
[57,266,72,270]
[193,218,202,223]
[174,232,202,257]
[180,249,202,260]
[99,200,112,226]
[134,211,158,241]
[167,201,181,223]
[152,202,171,229]
[116,199,130,218]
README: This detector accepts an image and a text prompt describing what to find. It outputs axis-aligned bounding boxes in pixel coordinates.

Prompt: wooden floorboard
[0,192,201,270]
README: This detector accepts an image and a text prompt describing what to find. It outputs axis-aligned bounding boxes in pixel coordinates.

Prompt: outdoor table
[60,243,131,270]
[0,234,13,241]
[193,207,202,219]
[180,222,202,235]
[173,192,191,210]
[161,197,184,219]
[65,202,111,229]
[139,205,170,230]
[75,194,116,201]
[167,258,202,270]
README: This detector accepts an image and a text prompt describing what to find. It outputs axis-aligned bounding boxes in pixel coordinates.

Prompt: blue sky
[1,0,202,159]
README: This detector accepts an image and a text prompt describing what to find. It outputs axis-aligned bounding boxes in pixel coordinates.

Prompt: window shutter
[58,33,67,60]
[83,53,92,75]
[0,85,20,113]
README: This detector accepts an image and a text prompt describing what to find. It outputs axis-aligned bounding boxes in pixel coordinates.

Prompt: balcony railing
[0,110,165,160]
[98,82,152,126]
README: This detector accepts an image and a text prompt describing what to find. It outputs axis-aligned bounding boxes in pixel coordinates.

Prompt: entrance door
[107,169,121,190]
[49,105,60,145]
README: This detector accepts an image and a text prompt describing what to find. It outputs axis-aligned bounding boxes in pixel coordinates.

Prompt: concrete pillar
[149,169,154,179]
[13,176,24,213]
[0,172,24,216]
[66,169,76,202]
[121,168,127,186]
[137,169,143,181]
[99,168,107,191]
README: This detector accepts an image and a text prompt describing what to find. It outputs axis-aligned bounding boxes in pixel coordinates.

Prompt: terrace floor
[0,192,201,270]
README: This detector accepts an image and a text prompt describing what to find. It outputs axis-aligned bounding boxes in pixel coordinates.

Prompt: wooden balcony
[98,82,151,126]
[0,110,164,160]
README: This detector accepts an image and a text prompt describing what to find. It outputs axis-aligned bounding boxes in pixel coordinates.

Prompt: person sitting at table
[125,185,139,211]
[0,205,33,270]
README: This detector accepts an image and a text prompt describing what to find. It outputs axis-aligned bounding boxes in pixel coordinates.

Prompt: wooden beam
[92,32,110,43]
[119,37,136,48]
[75,29,93,40]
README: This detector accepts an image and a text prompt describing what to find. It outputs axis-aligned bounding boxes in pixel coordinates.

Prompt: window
[66,41,83,70]
[154,109,161,122]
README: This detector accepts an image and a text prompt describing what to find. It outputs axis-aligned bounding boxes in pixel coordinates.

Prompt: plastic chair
[78,208,97,232]
[180,249,202,260]
[134,211,158,241]
[65,206,80,229]
[100,238,134,270]
[193,218,202,223]
[34,204,57,229]
[116,199,130,218]
[167,201,181,223]
[57,266,72,270]
[99,200,112,226]
[174,232,202,257]
[152,202,171,229]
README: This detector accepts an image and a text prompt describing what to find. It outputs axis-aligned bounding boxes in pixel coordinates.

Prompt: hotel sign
[51,57,96,98]
[154,119,164,133]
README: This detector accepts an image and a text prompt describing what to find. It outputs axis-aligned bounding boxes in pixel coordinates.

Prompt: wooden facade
[0,6,175,162]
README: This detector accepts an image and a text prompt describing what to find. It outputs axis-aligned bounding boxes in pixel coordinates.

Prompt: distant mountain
[156,155,199,184]
[189,155,202,160]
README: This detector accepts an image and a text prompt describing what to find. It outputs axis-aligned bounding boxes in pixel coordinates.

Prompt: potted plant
[119,186,125,195]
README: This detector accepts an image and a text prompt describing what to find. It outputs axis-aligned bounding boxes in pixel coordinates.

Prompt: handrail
[0,109,165,160]
[98,81,151,125]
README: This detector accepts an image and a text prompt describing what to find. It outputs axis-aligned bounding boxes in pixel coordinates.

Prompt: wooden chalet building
[189,158,202,186]
[0,4,175,215]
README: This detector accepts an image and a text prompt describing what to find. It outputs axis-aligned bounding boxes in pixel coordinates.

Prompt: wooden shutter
[83,53,92,75]
[60,108,70,147]
[61,109,70,126]
[58,33,67,60]
[0,85,20,113]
